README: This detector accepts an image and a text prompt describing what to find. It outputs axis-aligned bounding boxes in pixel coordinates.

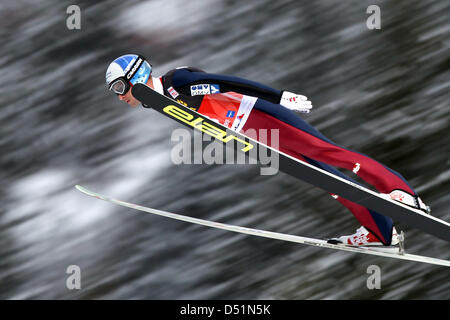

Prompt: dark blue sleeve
[172,68,282,103]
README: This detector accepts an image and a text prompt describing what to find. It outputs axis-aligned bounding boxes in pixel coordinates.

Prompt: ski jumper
[145,67,418,245]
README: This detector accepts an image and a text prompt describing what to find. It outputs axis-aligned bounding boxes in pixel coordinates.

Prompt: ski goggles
[109,78,132,95]
[108,55,149,95]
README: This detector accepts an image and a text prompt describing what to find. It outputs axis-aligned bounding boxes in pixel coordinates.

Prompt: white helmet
[106,54,152,95]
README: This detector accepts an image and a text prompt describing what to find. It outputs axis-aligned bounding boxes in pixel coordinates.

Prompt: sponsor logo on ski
[163,105,254,152]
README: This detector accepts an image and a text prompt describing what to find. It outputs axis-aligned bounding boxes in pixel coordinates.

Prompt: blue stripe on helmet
[113,54,138,72]
[130,60,152,85]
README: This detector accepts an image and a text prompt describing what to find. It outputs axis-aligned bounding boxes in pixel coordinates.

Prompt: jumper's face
[117,87,140,107]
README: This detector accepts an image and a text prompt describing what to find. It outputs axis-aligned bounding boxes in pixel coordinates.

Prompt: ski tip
[75,185,102,200]
[75,185,90,195]
[131,83,150,96]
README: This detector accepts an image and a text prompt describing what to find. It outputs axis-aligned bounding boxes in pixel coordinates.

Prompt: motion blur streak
[0,0,449,299]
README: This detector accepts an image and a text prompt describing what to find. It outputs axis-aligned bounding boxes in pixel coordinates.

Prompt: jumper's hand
[280,91,313,113]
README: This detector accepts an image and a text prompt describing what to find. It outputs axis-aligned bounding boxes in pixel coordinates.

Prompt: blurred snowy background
[0,0,449,299]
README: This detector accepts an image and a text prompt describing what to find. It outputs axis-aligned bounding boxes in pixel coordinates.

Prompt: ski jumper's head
[106,54,152,107]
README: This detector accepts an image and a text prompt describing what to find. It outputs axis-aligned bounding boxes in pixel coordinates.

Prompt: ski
[131,83,450,243]
[75,185,450,267]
